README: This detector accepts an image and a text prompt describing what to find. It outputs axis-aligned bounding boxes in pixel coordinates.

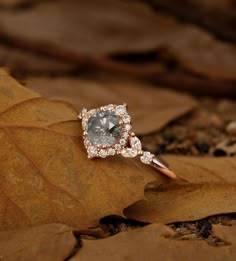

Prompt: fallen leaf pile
[147,0,236,43]
[0,69,158,230]
[0,0,236,97]
[0,0,236,259]
[1,223,236,260]
[125,156,236,224]
[0,223,76,261]
[74,224,236,261]
[0,70,235,260]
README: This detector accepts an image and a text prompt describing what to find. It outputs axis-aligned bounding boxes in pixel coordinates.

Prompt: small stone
[194,142,209,154]
[119,223,128,232]
[88,146,97,157]
[82,118,88,129]
[125,124,131,131]
[84,139,91,146]
[78,108,87,119]
[105,104,114,110]
[116,105,126,115]
[115,144,121,150]
[130,136,142,151]
[119,139,126,145]
[108,148,116,155]
[121,148,138,158]
[213,148,227,157]
[122,132,129,139]
[140,151,154,164]
[226,121,236,135]
[123,115,131,123]
[99,149,107,158]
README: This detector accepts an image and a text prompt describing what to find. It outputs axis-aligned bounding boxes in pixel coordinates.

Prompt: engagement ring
[78,104,177,179]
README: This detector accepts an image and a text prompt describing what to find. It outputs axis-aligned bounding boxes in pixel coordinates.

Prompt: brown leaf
[166,155,236,183]
[0,0,170,55]
[0,97,78,126]
[0,45,76,74]
[72,223,236,261]
[0,0,236,80]
[167,26,236,80]
[125,183,236,224]
[0,223,76,261]
[26,77,197,135]
[0,69,157,230]
[125,156,236,223]
[0,70,39,112]
[148,0,236,44]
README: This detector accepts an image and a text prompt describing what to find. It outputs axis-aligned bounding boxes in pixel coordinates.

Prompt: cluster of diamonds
[79,104,133,159]
[79,104,155,166]
[140,151,155,164]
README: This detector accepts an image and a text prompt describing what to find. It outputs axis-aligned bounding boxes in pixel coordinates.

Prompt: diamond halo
[79,103,132,158]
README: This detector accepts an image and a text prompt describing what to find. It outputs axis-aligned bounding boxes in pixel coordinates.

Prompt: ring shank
[150,157,177,179]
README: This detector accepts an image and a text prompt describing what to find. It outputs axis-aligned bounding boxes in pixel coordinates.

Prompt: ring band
[78,104,177,179]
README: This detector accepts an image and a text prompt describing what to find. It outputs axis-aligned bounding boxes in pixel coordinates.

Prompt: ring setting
[78,104,177,179]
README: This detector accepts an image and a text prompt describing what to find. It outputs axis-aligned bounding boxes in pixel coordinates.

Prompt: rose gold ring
[78,104,177,179]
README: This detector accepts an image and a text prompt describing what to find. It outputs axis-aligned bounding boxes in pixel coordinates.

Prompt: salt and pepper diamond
[87,110,122,146]
[80,104,131,158]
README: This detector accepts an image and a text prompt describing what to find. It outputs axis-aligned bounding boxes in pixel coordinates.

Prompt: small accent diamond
[99,149,107,158]
[130,136,142,151]
[121,148,138,158]
[88,146,97,157]
[116,105,126,115]
[140,151,154,164]
[108,148,116,155]
[119,139,126,145]
[84,139,90,146]
[125,124,131,131]
[123,115,131,123]
[122,132,129,139]
[115,144,121,150]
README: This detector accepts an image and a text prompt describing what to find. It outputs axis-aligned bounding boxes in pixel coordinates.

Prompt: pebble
[226,121,236,135]
[180,234,198,240]
[213,139,236,156]
[119,223,128,232]
[194,142,209,154]
[213,148,227,157]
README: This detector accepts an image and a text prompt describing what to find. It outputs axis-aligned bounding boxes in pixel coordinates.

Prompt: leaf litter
[0,70,235,260]
[0,0,236,258]
[1,0,236,81]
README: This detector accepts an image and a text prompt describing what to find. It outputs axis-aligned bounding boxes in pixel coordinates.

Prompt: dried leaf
[72,223,236,261]
[166,155,236,183]
[0,45,75,74]
[26,77,197,135]
[0,0,170,55]
[0,70,39,112]
[0,0,236,79]
[125,183,236,224]
[0,69,157,230]
[125,156,236,223]
[0,223,76,261]
[167,26,236,80]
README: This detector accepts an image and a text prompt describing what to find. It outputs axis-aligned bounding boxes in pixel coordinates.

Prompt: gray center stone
[87,110,122,146]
